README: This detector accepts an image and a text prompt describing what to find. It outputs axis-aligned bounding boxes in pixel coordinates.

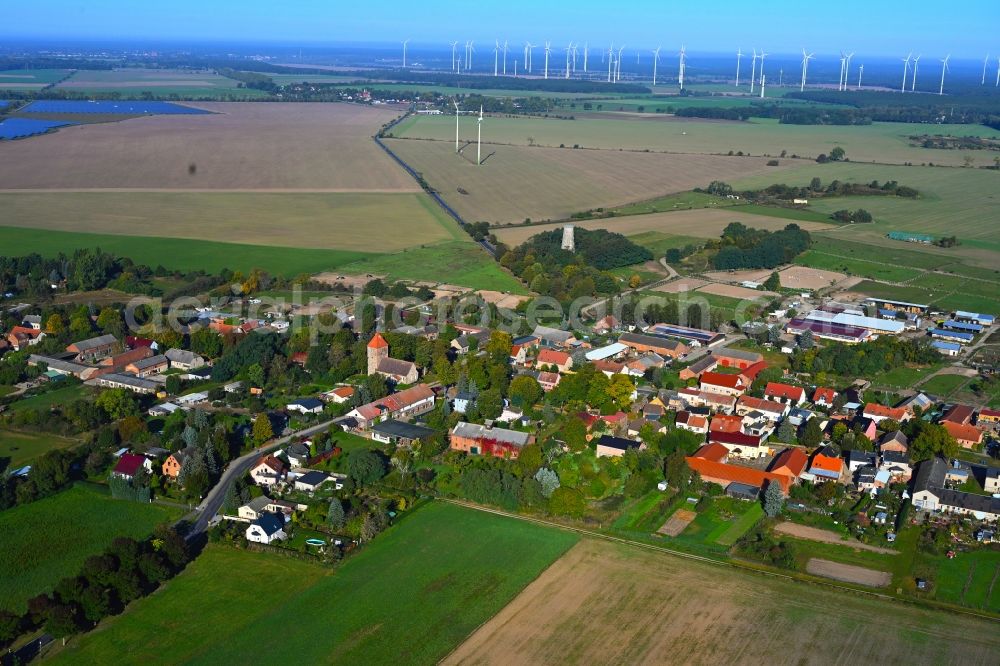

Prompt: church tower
[367,332,389,375]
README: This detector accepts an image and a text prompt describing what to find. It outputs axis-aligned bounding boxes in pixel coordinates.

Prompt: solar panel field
[0,117,76,140]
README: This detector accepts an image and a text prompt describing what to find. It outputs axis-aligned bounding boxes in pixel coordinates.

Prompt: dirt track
[775,522,896,554]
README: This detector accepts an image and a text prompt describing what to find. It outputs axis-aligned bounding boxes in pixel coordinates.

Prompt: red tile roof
[700,372,745,390]
[737,395,787,414]
[864,403,907,421]
[941,420,983,444]
[765,382,806,402]
[708,431,765,448]
[810,452,843,474]
[353,383,435,421]
[739,361,769,382]
[686,455,791,493]
[942,404,974,425]
[692,442,729,462]
[813,387,837,404]
[769,448,809,478]
[537,349,570,367]
[710,414,743,433]
[113,453,146,477]
[367,332,389,349]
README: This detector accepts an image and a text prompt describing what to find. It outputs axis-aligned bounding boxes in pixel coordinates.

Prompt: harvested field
[652,278,709,293]
[445,539,1000,665]
[0,103,417,191]
[494,209,832,247]
[702,268,775,283]
[478,290,531,309]
[775,522,896,554]
[778,265,849,290]
[387,138,787,224]
[0,191,456,252]
[697,283,775,300]
[806,558,892,587]
[658,509,696,536]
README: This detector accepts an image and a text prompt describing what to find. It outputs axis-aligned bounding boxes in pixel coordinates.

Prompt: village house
[161,449,194,479]
[679,388,737,413]
[164,348,206,370]
[370,419,436,447]
[346,383,436,429]
[532,325,577,350]
[592,315,620,335]
[250,455,288,488]
[67,334,118,362]
[686,443,791,495]
[912,457,1000,522]
[537,371,561,392]
[127,354,169,378]
[712,347,763,370]
[879,430,909,454]
[699,372,748,397]
[367,333,419,384]
[708,430,769,459]
[287,398,325,415]
[678,355,718,381]
[764,382,807,406]
[246,513,286,544]
[812,387,838,409]
[238,496,299,522]
[293,470,332,493]
[449,422,534,459]
[941,404,975,425]
[735,395,788,422]
[675,411,709,434]
[941,420,984,449]
[595,435,644,458]
[111,453,152,480]
[768,448,809,484]
[536,348,573,373]
[7,326,44,351]
[863,403,910,424]
[879,450,913,481]
[805,447,844,483]
[87,373,159,395]
[99,346,153,371]
[323,386,355,404]
[618,332,687,359]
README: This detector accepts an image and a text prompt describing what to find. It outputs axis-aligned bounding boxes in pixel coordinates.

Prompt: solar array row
[21,100,211,115]
[0,117,77,140]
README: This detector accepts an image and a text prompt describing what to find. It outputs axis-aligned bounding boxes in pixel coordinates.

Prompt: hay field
[445,539,1000,666]
[0,103,416,190]
[388,138,784,223]
[0,191,457,252]
[493,208,833,246]
[393,114,999,167]
[732,163,1000,268]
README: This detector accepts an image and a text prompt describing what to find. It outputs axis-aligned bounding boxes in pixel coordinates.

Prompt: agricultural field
[847,279,1000,315]
[56,501,579,664]
[924,550,1000,613]
[493,207,832,247]
[919,374,971,397]
[0,68,70,89]
[0,484,181,613]
[387,137,784,224]
[0,429,80,469]
[391,113,998,167]
[445,538,1000,665]
[0,102,416,190]
[0,226,372,276]
[732,163,1000,269]
[794,249,923,282]
[52,68,271,98]
[0,191,455,253]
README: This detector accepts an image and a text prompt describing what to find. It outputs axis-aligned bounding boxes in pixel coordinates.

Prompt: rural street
[186,417,339,536]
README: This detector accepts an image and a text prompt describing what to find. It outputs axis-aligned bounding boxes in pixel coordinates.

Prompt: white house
[287,398,324,415]
[250,455,287,488]
[246,513,286,544]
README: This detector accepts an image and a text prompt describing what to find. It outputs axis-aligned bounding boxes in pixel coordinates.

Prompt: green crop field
[56,501,579,664]
[0,69,70,89]
[393,114,995,167]
[926,550,1000,612]
[0,484,181,613]
[51,68,271,99]
[626,231,704,256]
[0,192,455,253]
[795,249,923,282]
[0,227,372,277]
[0,429,80,468]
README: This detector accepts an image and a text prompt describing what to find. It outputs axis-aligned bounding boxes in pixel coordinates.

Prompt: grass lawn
[0,226,374,277]
[871,365,943,390]
[716,503,765,546]
[919,374,971,397]
[0,484,182,613]
[58,501,579,664]
[612,490,676,532]
[7,385,91,413]
[0,428,80,468]
[923,550,1000,613]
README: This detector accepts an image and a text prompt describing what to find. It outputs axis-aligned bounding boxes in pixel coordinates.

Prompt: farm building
[942,319,983,334]
[803,310,905,336]
[370,419,436,447]
[863,298,930,315]
[595,435,644,458]
[647,323,724,347]
[929,328,975,344]
[887,231,935,244]
[712,347,763,369]
[931,340,961,356]
[954,311,995,327]
[785,319,870,344]
[618,332,688,359]
[449,422,534,458]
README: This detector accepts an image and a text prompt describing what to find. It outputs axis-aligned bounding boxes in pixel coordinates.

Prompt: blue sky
[3,1,998,58]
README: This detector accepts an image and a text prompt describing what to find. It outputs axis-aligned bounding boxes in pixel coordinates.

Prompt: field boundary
[437,498,1000,624]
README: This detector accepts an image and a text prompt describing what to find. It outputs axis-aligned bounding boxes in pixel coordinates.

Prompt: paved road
[186,418,340,536]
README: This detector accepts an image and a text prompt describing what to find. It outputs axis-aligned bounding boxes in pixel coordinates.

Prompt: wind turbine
[503,41,509,76]
[544,42,551,79]
[911,54,922,91]
[750,49,758,94]
[617,45,625,82]
[525,43,534,73]
[996,55,1000,87]
[402,40,410,68]
[607,43,614,82]
[652,46,661,86]
[844,53,854,91]
[565,43,572,79]
[468,41,475,71]
[800,49,814,92]
[901,52,911,93]
[760,73,766,98]
[572,43,579,72]
[735,48,743,87]
[938,54,950,95]
[453,100,460,154]
[494,40,500,77]
[837,52,846,91]
[678,45,687,90]
[982,53,989,85]
[756,50,767,91]
[450,41,459,72]
[477,105,483,166]
[583,42,589,72]
[857,64,864,90]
